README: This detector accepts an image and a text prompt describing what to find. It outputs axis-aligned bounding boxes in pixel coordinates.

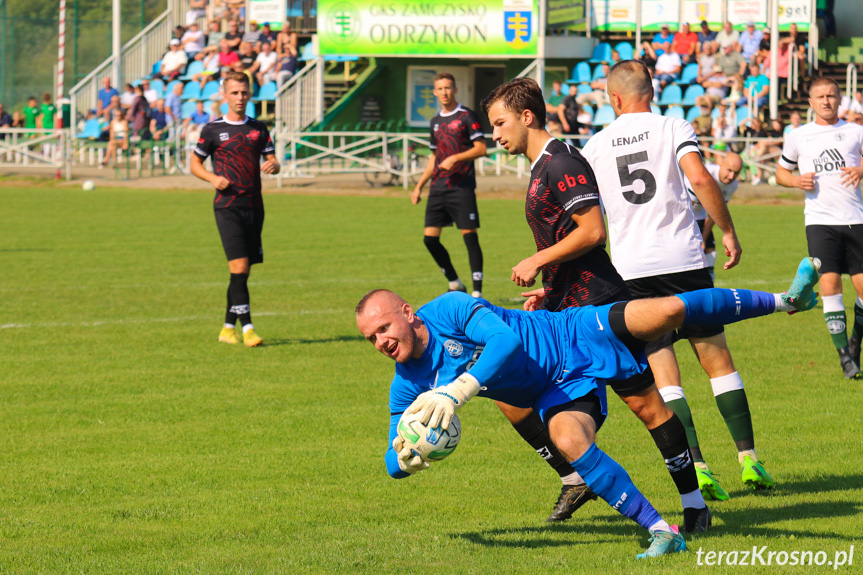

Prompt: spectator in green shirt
[39,93,57,130]
[23,96,39,137]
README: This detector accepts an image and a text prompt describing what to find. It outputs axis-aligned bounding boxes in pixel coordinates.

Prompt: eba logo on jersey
[813,149,846,173]
[557,173,588,192]
[444,339,463,357]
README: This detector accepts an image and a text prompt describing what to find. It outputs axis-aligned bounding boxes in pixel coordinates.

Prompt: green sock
[825,310,849,350]
[714,389,755,452]
[664,397,703,462]
[853,300,863,341]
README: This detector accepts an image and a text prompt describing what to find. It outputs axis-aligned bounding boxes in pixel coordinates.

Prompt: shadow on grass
[456,519,639,548]
[263,334,365,346]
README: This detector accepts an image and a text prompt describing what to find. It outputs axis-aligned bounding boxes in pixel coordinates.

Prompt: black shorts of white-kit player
[806,224,863,275]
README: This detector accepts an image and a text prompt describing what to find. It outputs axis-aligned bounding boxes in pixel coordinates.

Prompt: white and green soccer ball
[397,411,461,462]
[82,180,96,191]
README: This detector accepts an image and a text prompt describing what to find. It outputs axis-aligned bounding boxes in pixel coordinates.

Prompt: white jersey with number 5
[777,119,863,226]
[581,111,706,281]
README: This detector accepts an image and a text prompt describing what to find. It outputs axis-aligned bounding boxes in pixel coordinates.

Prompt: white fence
[0,128,72,178]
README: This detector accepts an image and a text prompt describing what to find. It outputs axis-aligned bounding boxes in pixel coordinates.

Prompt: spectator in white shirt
[251,41,278,87]
[182,22,206,58]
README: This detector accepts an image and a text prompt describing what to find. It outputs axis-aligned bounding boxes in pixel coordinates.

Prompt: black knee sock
[225,285,237,326]
[512,410,574,479]
[423,235,458,281]
[649,415,700,496]
[228,273,252,327]
[463,232,483,293]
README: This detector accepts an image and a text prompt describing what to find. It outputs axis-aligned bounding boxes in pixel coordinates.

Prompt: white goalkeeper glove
[393,435,429,475]
[405,373,481,430]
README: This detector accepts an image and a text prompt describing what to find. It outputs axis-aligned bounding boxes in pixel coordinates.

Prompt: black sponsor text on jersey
[527,139,626,310]
[429,105,485,192]
[194,117,275,209]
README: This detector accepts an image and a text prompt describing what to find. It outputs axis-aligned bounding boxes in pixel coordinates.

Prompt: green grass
[1,183,861,574]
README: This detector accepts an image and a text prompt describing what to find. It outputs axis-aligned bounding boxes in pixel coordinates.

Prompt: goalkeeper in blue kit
[355,257,820,558]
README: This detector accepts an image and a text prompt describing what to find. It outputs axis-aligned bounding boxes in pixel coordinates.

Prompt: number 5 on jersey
[616,151,657,204]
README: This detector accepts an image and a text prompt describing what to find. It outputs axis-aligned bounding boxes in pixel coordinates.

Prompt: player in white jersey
[776,77,863,379]
[582,60,775,501]
[685,153,743,282]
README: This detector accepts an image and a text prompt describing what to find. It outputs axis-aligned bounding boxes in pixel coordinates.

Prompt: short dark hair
[809,76,840,98]
[221,69,250,88]
[434,72,456,86]
[480,77,546,128]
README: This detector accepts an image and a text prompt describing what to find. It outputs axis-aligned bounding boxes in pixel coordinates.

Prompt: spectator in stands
[717,21,740,53]
[839,90,863,119]
[637,40,657,68]
[275,37,298,88]
[692,101,714,136]
[544,80,565,128]
[173,25,187,41]
[165,81,183,124]
[654,48,682,87]
[195,49,222,89]
[198,19,225,59]
[716,42,747,78]
[230,59,253,88]
[712,111,737,142]
[696,20,718,54]
[242,20,263,50]
[130,84,151,140]
[672,21,698,64]
[97,76,119,120]
[702,67,731,101]
[784,110,802,135]
[738,21,763,62]
[739,63,769,110]
[259,22,277,45]
[149,99,172,141]
[762,37,794,91]
[181,22,206,59]
[750,117,784,185]
[101,108,129,167]
[696,42,717,84]
[0,103,11,140]
[23,96,39,136]
[141,79,158,105]
[185,0,207,26]
[183,100,211,144]
[217,38,240,75]
[224,19,242,51]
[237,41,258,78]
[576,62,611,108]
[156,39,189,81]
[103,95,122,125]
[724,74,744,107]
[277,21,298,58]
[120,83,137,110]
[558,83,581,135]
[11,111,24,128]
[251,40,278,87]
[610,49,622,66]
[38,92,57,134]
[652,24,673,56]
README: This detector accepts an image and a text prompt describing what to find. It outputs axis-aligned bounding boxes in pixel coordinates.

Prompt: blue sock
[676,288,776,326]
[571,443,663,530]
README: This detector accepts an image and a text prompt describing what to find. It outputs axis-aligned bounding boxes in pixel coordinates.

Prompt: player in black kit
[412,72,487,297]
[481,77,711,532]
[190,69,280,347]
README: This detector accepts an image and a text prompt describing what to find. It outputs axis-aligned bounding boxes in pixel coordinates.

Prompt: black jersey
[194,116,275,209]
[526,138,627,311]
[429,104,485,192]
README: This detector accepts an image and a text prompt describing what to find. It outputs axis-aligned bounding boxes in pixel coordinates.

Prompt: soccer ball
[82,180,96,191]
[397,411,461,462]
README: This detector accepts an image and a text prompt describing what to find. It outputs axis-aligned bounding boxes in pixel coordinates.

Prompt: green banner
[548,0,586,31]
[318,0,538,57]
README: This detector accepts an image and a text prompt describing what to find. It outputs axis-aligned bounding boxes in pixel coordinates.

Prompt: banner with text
[318,0,538,57]
[248,0,287,30]
[681,0,724,27]
[590,0,809,31]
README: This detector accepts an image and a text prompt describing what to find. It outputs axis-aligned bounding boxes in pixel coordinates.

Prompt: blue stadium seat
[76,118,101,139]
[587,42,612,63]
[682,84,705,106]
[591,64,607,82]
[685,105,702,122]
[577,84,593,96]
[150,79,165,97]
[592,105,616,127]
[252,81,277,102]
[711,107,721,119]
[614,42,634,61]
[149,61,161,78]
[218,102,256,118]
[664,106,686,119]
[181,100,198,119]
[658,84,682,107]
[201,81,220,101]
[650,103,661,114]
[298,42,315,62]
[736,106,751,123]
[178,60,203,81]
[181,82,202,101]
[679,63,699,85]
[568,61,591,84]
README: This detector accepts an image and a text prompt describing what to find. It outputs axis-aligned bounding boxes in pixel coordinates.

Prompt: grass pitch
[1,182,861,574]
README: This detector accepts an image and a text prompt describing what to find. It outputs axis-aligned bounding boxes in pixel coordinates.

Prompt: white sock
[658,385,686,403]
[774,293,794,312]
[823,293,845,313]
[681,489,705,510]
[738,448,758,463]
[448,279,465,291]
[242,323,255,333]
[224,323,235,330]
[857,296,863,307]
[710,371,744,395]
[694,461,710,471]
[648,519,673,533]
[561,471,586,486]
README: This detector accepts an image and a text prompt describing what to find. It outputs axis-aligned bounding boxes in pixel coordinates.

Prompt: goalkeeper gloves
[405,373,481,430]
[393,435,429,475]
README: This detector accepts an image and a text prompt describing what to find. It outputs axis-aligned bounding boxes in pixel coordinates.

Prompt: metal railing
[787,48,800,99]
[847,63,858,103]
[0,128,72,178]
[274,58,323,134]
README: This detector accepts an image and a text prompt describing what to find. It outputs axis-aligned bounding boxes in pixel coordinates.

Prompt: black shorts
[806,224,863,276]
[544,392,607,431]
[214,206,264,264]
[696,218,715,251]
[625,268,723,354]
[425,187,480,229]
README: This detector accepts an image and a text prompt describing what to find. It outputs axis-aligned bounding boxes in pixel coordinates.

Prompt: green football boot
[741,456,775,490]
[696,467,730,501]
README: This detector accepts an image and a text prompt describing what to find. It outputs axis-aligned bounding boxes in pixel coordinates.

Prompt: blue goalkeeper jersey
[384,291,647,477]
